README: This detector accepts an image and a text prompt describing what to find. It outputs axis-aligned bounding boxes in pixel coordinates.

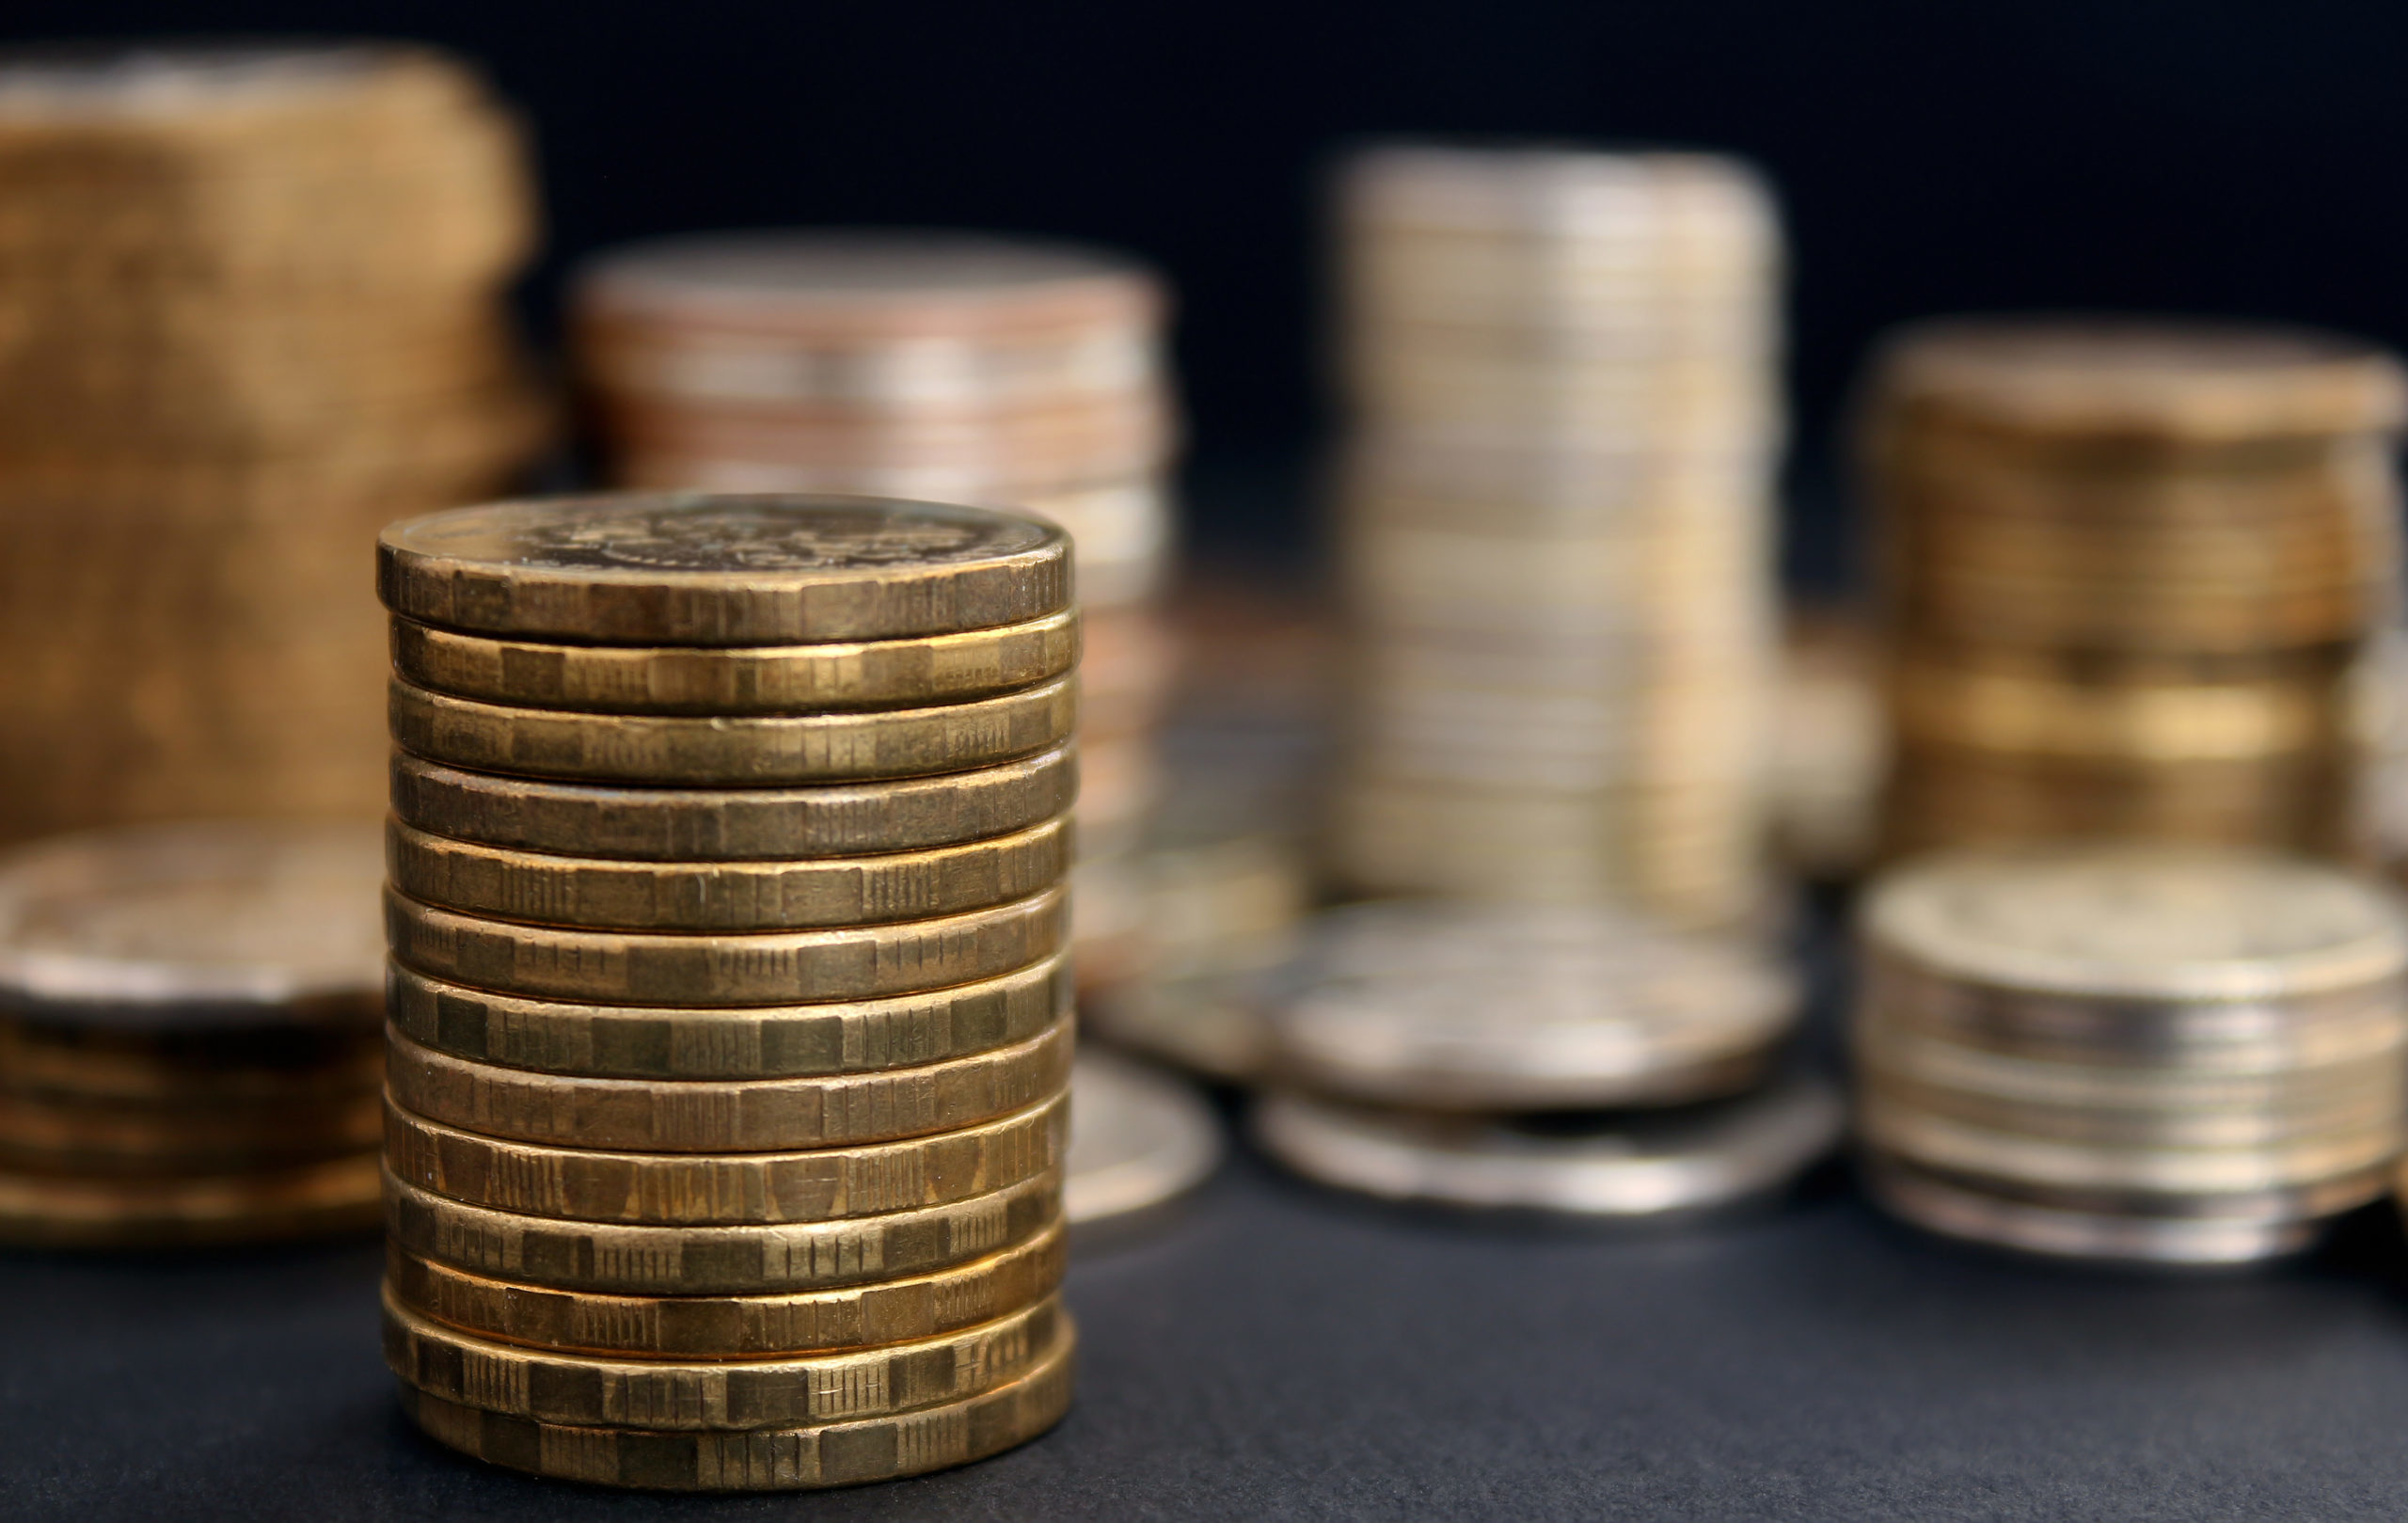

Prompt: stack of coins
[1324,144,1783,928]
[1857,847,2408,1266]
[1864,320,2407,858]
[0,820,386,1247]
[375,495,1077,1491]
[0,41,549,843]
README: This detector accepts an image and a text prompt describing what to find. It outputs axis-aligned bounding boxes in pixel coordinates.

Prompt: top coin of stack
[1856,846,2408,1266]
[375,493,1078,1492]
[1325,144,1783,928]
[0,40,550,844]
[1863,320,2408,859]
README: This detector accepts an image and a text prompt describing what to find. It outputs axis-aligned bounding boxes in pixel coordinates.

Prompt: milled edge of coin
[376,494,1072,645]
[382,1279,1061,1429]
[383,883,1068,1005]
[1062,1051,1222,1229]
[382,1165,1064,1294]
[384,1015,1073,1152]
[383,1088,1068,1224]
[389,674,1077,785]
[390,743,1079,862]
[385,1218,1067,1356]
[1863,1156,2324,1266]
[397,1319,1076,1490]
[384,813,1072,931]
[0,1152,381,1248]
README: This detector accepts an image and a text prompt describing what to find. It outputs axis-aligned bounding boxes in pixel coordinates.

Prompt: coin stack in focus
[375,495,1077,1491]
[0,820,386,1247]
[1324,145,1783,928]
[1864,321,2407,858]
[571,231,1181,988]
[1858,847,2408,1266]
[0,41,549,844]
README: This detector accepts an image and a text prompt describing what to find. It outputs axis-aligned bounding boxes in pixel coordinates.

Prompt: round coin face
[1063,1051,1221,1230]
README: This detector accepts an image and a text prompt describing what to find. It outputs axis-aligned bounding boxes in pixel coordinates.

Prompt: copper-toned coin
[0,1087,379,1172]
[0,1152,380,1248]
[0,1018,382,1101]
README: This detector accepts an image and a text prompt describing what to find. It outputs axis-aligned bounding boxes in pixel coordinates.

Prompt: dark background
[12,0,2408,561]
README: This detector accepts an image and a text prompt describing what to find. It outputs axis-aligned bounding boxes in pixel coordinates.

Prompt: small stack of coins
[0,820,386,1247]
[1324,144,1783,928]
[1863,320,2407,858]
[0,41,549,843]
[375,495,1077,1491]
[1858,847,2408,1266]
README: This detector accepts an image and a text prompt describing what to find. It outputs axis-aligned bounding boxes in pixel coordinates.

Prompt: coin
[0,1087,380,1171]
[385,1218,1064,1356]
[384,1165,1063,1294]
[384,883,1068,1005]
[397,1318,1074,1490]
[389,744,1078,861]
[384,1088,1066,1224]
[388,608,1079,714]
[377,494,1071,645]
[0,1018,382,1100]
[385,953,1069,1080]
[383,1280,1062,1429]
[384,814,1071,931]
[1062,1051,1221,1230]
[384,1015,1072,1151]
[0,1152,380,1248]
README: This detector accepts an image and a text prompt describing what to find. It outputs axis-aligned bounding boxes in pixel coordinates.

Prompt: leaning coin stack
[0,40,549,844]
[1325,144,1783,928]
[1864,321,2407,859]
[571,231,1182,988]
[1858,847,2408,1266]
[374,494,1078,1491]
[0,820,387,1248]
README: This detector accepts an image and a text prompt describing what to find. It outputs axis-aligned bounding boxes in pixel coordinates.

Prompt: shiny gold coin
[384,1088,1066,1224]
[384,814,1070,931]
[389,745,1078,862]
[384,1279,1061,1429]
[386,1218,1064,1356]
[388,608,1078,714]
[0,1152,380,1248]
[1887,657,2351,762]
[389,673,1075,785]
[377,494,1070,645]
[385,1165,1063,1294]
[0,1087,379,1172]
[397,1318,1073,1490]
[384,884,1068,1005]
[385,953,1069,1080]
[384,1015,1071,1151]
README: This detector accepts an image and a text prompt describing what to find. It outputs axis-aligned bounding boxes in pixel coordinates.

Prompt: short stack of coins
[0,40,549,844]
[1858,846,2408,1266]
[1324,144,1783,928]
[1863,320,2407,858]
[0,820,387,1247]
[570,232,1182,991]
[374,494,1077,1491]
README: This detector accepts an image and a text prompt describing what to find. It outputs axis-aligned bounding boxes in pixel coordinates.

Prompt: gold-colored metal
[0,1152,380,1248]
[0,1087,380,1172]
[0,1019,382,1101]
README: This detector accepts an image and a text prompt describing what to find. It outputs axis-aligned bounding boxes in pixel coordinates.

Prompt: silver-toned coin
[1063,1050,1221,1230]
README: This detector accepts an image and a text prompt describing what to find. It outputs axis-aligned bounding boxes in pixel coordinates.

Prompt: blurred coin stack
[571,232,1180,987]
[1325,145,1783,928]
[0,820,386,1247]
[1864,321,2406,858]
[0,41,549,843]
[1858,847,2408,1266]
[1774,607,1884,882]
[375,495,1077,1491]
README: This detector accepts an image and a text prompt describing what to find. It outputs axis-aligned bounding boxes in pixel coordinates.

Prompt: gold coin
[0,1087,379,1171]
[383,1014,1072,1151]
[384,883,1068,1005]
[0,1018,382,1101]
[377,495,1070,645]
[1887,658,2350,762]
[385,1218,1064,1356]
[385,953,1069,1080]
[384,1164,1063,1294]
[388,608,1079,714]
[384,1088,1066,1224]
[397,1317,1073,1490]
[389,674,1076,785]
[384,1279,1061,1429]
[384,814,1070,931]
[0,1152,380,1248]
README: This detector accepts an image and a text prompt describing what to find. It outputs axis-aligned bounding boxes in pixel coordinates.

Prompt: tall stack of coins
[0,820,386,1247]
[1324,144,1783,928]
[1864,321,2407,857]
[0,41,549,843]
[1858,847,2408,1266]
[375,495,1077,1491]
